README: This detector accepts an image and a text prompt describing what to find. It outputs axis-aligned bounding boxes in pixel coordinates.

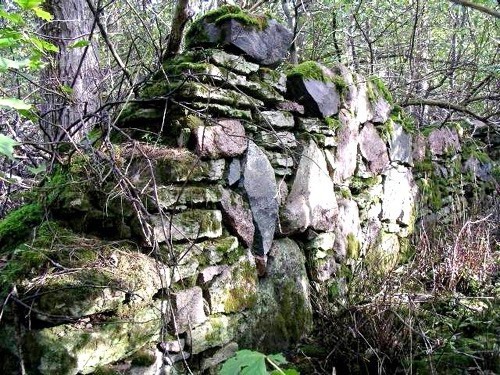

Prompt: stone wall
[0,7,497,375]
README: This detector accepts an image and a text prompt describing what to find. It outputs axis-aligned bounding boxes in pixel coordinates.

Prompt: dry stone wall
[1,7,497,375]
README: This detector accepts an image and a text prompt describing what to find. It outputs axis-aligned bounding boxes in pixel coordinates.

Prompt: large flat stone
[242,141,279,256]
[281,140,338,233]
[359,122,390,174]
[151,210,223,242]
[194,119,248,158]
[171,287,207,334]
[334,109,359,183]
[381,166,417,226]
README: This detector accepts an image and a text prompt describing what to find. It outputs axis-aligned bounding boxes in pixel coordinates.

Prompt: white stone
[388,122,413,165]
[281,140,338,233]
[381,166,417,226]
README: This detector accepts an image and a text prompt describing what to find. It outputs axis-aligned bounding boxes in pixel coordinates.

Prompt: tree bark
[40,0,101,144]
[165,0,192,58]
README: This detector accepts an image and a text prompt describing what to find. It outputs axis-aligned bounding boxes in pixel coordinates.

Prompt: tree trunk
[40,0,100,144]
[165,0,193,58]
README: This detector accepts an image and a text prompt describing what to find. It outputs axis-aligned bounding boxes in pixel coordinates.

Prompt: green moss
[346,233,360,260]
[381,119,395,141]
[368,75,393,103]
[186,5,269,48]
[390,105,416,134]
[324,116,341,131]
[224,261,258,312]
[0,203,44,252]
[462,140,491,164]
[414,159,434,174]
[332,76,348,96]
[94,366,120,375]
[350,176,380,193]
[287,61,332,83]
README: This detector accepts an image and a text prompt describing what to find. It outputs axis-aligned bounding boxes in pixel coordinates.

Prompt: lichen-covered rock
[258,130,298,150]
[281,140,337,233]
[388,121,413,165]
[171,287,207,333]
[242,141,279,256]
[359,122,390,174]
[220,189,255,247]
[241,238,313,352]
[297,117,336,135]
[381,166,417,227]
[365,231,400,273]
[334,198,362,260]
[127,148,225,184]
[176,82,263,108]
[23,302,162,375]
[286,63,341,118]
[201,342,239,371]
[208,49,260,75]
[187,10,292,67]
[258,110,295,129]
[194,119,248,158]
[151,209,223,242]
[334,109,359,182]
[154,185,223,210]
[428,126,461,156]
[306,233,338,282]
[205,254,258,314]
[187,314,241,355]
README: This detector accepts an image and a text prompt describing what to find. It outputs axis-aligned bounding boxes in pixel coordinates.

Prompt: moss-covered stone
[346,233,361,260]
[0,203,44,252]
[287,61,333,83]
[186,5,269,48]
[367,75,393,104]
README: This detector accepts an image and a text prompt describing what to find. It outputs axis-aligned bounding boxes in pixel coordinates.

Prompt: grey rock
[158,339,185,354]
[163,351,191,365]
[428,127,461,156]
[372,97,392,124]
[243,238,313,351]
[334,109,359,183]
[388,122,413,165]
[259,110,295,129]
[220,188,255,247]
[354,74,374,124]
[208,49,260,75]
[194,119,248,158]
[207,254,258,314]
[276,100,305,115]
[359,122,390,174]
[227,158,242,186]
[281,140,338,233]
[297,117,335,135]
[463,157,493,181]
[170,236,239,266]
[198,265,229,284]
[287,76,340,118]
[171,287,207,334]
[381,166,417,226]
[154,185,223,210]
[258,130,297,150]
[151,210,223,242]
[242,141,279,256]
[177,82,263,108]
[334,198,362,260]
[128,149,225,184]
[412,133,427,162]
[190,19,292,66]
[189,102,252,120]
[201,342,239,371]
[187,315,240,354]
[260,69,287,94]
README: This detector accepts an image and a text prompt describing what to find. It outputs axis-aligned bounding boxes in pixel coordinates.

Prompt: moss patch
[346,233,360,260]
[287,61,332,83]
[0,203,44,252]
[368,75,393,103]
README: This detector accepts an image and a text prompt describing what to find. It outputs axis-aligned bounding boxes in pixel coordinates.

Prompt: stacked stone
[0,7,426,375]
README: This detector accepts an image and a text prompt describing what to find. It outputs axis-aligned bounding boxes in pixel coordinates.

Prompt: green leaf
[28,36,58,53]
[267,353,288,365]
[69,40,91,49]
[0,9,24,25]
[270,370,300,375]
[220,350,268,375]
[17,109,38,121]
[14,0,43,10]
[0,38,18,48]
[28,164,46,175]
[33,7,53,21]
[0,98,31,110]
[0,57,31,72]
[0,134,19,160]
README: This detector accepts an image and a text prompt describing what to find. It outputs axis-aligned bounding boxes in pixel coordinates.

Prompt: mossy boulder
[186,6,292,66]
[286,61,342,118]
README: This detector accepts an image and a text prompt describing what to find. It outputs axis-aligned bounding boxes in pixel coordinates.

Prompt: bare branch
[448,0,500,18]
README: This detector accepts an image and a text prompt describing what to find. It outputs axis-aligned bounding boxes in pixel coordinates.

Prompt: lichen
[346,233,360,260]
[224,260,258,312]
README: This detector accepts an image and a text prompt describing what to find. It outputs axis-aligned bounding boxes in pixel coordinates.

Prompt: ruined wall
[0,6,497,375]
